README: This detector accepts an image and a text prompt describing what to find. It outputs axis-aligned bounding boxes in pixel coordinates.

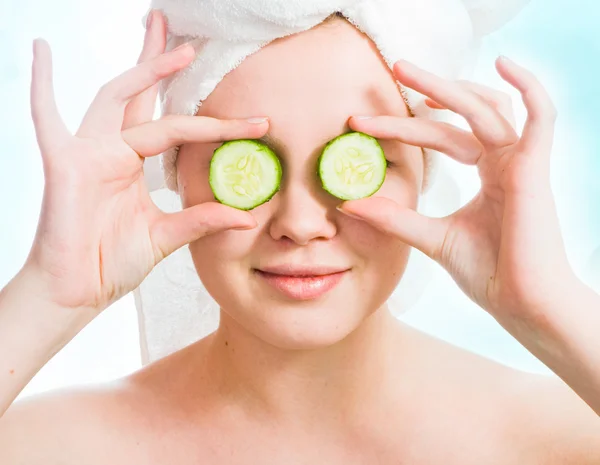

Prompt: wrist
[5,266,97,335]
[498,276,600,396]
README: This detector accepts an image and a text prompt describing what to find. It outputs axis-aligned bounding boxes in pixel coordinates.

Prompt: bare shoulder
[402,324,600,464]
[0,377,155,465]
[502,371,600,464]
[0,342,211,465]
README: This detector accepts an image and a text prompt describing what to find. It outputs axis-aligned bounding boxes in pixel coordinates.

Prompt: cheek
[189,230,253,271]
[188,230,257,306]
[346,219,410,269]
[344,166,417,290]
[341,218,411,309]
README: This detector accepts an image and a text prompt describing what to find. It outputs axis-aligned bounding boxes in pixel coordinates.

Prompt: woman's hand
[339,57,578,323]
[24,10,268,313]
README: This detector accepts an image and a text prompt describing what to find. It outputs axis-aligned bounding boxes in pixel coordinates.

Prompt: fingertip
[231,208,258,228]
[393,59,409,74]
[425,98,445,110]
[155,11,167,50]
[32,38,49,62]
[245,117,270,136]
[31,38,52,91]
[348,116,373,131]
[232,224,256,231]
[496,55,521,76]
[145,9,155,30]
[232,216,258,230]
[336,205,365,221]
[495,55,524,90]
[168,43,197,67]
[246,117,269,124]
[497,55,516,66]
[245,117,271,139]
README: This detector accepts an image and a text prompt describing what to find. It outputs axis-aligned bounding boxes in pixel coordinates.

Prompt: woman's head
[176,15,424,349]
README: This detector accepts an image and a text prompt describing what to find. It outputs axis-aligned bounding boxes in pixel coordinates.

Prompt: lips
[254,268,349,300]
[256,264,349,276]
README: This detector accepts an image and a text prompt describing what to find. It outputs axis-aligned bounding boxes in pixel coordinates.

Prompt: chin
[224,295,378,350]
[201,265,395,350]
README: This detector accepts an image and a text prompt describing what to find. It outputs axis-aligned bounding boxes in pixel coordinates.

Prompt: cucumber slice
[318,132,386,200]
[209,140,282,210]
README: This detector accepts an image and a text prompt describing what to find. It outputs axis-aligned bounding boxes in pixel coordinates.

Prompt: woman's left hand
[340,56,579,323]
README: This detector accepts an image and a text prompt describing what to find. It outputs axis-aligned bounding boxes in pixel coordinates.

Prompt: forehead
[195,18,410,123]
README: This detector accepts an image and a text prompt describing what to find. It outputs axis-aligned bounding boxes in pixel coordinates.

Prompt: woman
[1,9,599,464]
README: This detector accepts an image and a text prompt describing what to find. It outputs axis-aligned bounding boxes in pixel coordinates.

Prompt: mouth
[253,267,350,301]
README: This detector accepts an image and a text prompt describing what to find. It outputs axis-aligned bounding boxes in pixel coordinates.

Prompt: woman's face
[177,17,423,349]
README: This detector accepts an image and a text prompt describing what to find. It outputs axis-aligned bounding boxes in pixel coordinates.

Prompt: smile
[253,269,349,300]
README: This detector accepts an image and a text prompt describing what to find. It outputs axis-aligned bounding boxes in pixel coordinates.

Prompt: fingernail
[395,59,412,68]
[172,42,192,53]
[146,10,153,29]
[246,117,268,124]
[354,116,372,120]
[233,224,256,231]
[336,206,364,221]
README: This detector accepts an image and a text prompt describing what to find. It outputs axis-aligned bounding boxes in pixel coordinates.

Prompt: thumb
[30,39,71,155]
[150,202,257,259]
[337,197,448,260]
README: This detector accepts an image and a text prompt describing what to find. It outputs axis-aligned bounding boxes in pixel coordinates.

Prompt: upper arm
[506,374,600,464]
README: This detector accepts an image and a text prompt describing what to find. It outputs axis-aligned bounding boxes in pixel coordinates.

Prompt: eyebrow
[257,133,288,153]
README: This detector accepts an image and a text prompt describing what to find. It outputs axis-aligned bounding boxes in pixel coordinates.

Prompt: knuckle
[165,119,186,141]
[97,82,114,99]
[222,119,242,138]
[147,57,173,82]
[217,129,229,141]
[532,92,557,123]
[146,62,163,81]
[98,81,124,104]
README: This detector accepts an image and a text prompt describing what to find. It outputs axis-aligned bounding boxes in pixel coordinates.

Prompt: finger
[121,115,270,157]
[122,10,167,130]
[393,60,518,148]
[76,42,196,138]
[30,39,71,155]
[426,81,517,129]
[459,80,517,129]
[349,115,483,165]
[495,56,557,156]
[336,197,448,261]
[425,98,446,110]
[151,202,257,259]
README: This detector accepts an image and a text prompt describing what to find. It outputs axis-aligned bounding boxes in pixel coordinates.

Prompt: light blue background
[1,0,599,395]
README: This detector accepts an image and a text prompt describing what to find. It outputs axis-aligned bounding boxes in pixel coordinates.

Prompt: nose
[268,179,337,246]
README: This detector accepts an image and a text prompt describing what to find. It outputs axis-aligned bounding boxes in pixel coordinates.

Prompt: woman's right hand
[23,10,268,313]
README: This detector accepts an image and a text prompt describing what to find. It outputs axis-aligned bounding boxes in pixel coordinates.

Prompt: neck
[202,304,414,422]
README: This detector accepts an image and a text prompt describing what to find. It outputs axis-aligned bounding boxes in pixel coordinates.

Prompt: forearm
[500,277,600,415]
[0,267,95,417]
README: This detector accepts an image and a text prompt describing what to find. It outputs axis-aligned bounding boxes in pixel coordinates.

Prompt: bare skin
[1,11,599,465]
[2,315,599,465]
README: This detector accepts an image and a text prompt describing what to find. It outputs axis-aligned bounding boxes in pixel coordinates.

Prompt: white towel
[135,0,530,364]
